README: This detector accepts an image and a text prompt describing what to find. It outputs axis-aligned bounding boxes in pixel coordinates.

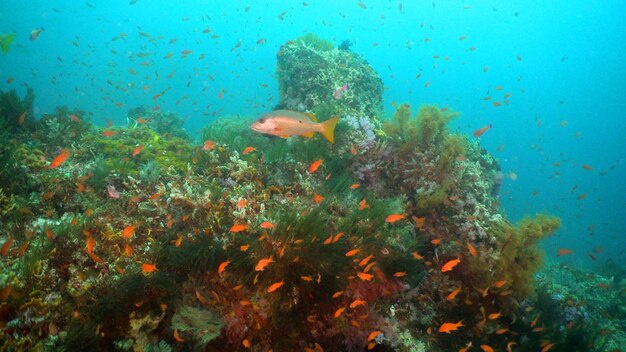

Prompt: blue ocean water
[2,0,624,270]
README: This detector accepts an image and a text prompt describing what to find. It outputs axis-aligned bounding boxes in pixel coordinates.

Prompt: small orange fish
[541,343,555,352]
[466,242,478,257]
[1,237,14,255]
[242,146,256,155]
[332,232,344,243]
[334,307,346,318]
[255,257,273,271]
[350,183,360,189]
[242,339,251,348]
[230,224,248,232]
[173,234,183,247]
[102,130,117,137]
[530,316,540,328]
[473,124,492,137]
[122,225,135,239]
[49,149,71,169]
[218,260,230,276]
[358,198,369,210]
[488,312,502,320]
[17,241,29,257]
[267,281,284,293]
[345,248,360,257]
[195,290,206,304]
[0,285,11,301]
[332,291,344,298]
[260,221,275,229]
[313,194,324,203]
[203,140,215,151]
[493,280,507,288]
[357,272,373,281]
[480,345,495,352]
[557,248,573,257]
[18,111,26,125]
[441,258,461,272]
[86,237,96,254]
[393,271,407,277]
[495,328,509,334]
[309,159,323,173]
[438,320,464,333]
[581,164,593,170]
[413,216,426,228]
[367,330,381,341]
[88,252,105,264]
[350,299,367,308]
[240,245,249,252]
[237,199,248,208]
[359,254,374,267]
[141,263,157,273]
[385,214,405,223]
[411,251,424,260]
[446,288,461,300]
[131,145,144,156]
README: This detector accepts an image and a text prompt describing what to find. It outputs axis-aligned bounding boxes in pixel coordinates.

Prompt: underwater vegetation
[1,34,622,352]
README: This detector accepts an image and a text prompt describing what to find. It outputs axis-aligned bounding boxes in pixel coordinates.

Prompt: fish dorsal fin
[303,112,317,122]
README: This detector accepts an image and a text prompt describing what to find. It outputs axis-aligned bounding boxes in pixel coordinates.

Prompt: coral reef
[1,34,612,352]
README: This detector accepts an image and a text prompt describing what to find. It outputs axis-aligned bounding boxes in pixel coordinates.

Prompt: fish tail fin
[320,116,339,143]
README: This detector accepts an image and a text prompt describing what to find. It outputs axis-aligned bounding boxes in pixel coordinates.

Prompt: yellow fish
[250,110,339,143]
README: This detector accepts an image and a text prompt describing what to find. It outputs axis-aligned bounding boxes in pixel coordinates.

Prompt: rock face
[276,33,383,119]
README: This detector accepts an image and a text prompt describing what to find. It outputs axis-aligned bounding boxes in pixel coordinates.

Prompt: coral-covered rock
[276,33,384,119]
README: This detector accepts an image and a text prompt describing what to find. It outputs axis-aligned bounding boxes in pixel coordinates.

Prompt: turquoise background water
[1,0,624,269]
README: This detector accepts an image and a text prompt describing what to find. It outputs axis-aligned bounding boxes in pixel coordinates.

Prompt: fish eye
[258,117,266,124]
